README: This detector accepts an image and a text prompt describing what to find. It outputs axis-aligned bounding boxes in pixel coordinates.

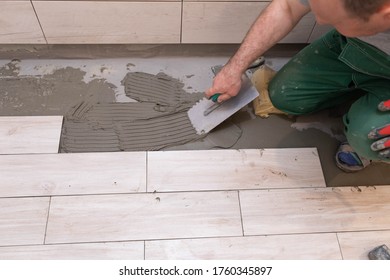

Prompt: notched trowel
[188,73,259,135]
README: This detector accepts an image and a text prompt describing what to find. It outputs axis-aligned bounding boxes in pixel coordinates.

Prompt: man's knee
[268,78,315,115]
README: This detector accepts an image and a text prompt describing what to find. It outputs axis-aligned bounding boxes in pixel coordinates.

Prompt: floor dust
[0,44,389,187]
[292,110,345,142]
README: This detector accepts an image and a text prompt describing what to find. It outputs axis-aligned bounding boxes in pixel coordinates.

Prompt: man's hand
[368,100,390,158]
[205,64,244,103]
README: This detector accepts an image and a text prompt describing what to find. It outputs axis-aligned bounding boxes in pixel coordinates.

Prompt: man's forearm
[205,0,310,101]
[226,0,310,74]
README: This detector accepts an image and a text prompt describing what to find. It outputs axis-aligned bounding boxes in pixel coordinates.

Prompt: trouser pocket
[339,38,390,80]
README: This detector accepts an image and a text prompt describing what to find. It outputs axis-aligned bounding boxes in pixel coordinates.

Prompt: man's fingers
[205,88,232,102]
[371,136,390,151]
[206,68,242,102]
[368,124,390,140]
[371,136,390,159]
[378,100,390,111]
[378,148,390,159]
[371,101,390,158]
[205,87,216,98]
[216,93,233,103]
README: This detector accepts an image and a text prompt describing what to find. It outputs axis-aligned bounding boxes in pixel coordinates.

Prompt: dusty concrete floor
[0,44,389,187]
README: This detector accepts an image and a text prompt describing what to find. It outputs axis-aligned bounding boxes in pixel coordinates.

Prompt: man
[206,0,390,172]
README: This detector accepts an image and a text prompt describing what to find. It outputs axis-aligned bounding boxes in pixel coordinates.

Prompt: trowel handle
[204,93,222,116]
[209,93,221,102]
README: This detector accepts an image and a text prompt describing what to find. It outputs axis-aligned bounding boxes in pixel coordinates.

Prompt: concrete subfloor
[0,44,389,187]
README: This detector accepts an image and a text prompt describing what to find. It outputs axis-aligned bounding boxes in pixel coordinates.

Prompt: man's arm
[205,0,311,102]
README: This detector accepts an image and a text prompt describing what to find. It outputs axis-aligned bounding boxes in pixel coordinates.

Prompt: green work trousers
[269,29,390,161]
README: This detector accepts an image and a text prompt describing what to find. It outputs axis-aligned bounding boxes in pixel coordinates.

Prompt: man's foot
[335,142,371,172]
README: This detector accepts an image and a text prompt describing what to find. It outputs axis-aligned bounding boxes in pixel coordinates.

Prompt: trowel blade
[187,75,259,135]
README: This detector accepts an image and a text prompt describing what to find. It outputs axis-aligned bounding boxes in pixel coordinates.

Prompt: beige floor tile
[0,197,50,246]
[0,241,144,260]
[337,230,390,260]
[0,116,62,154]
[146,233,341,260]
[0,152,146,197]
[46,191,242,244]
[240,186,390,235]
[148,148,325,192]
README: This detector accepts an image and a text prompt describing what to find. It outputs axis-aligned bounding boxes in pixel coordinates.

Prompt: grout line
[307,25,316,43]
[30,0,48,44]
[237,191,245,236]
[43,196,52,245]
[0,240,145,249]
[335,232,345,260]
[180,0,184,43]
[38,234,246,247]
[0,184,375,200]
[57,116,65,154]
[145,152,148,193]
[3,230,389,249]
[143,241,146,260]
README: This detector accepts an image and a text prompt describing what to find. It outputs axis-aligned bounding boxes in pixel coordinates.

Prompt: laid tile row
[1,148,326,198]
[1,230,390,260]
[1,187,390,247]
[1,1,326,44]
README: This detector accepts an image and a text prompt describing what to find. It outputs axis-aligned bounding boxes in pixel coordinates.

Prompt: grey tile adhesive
[60,71,240,152]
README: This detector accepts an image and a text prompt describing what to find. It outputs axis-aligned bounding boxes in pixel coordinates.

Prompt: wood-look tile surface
[148,148,325,192]
[337,230,390,260]
[45,191,242,244]
[0,116,62,154]
[146,233,342,260]
[240,186,390,235]
[0,197,50,246]
[0,152,146,197]
[0,1,46,43]
[34,1,181,43]
[2,118,384,261]
[182,2,268,44]
[0,241,144,260]
[182,2,315,43]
